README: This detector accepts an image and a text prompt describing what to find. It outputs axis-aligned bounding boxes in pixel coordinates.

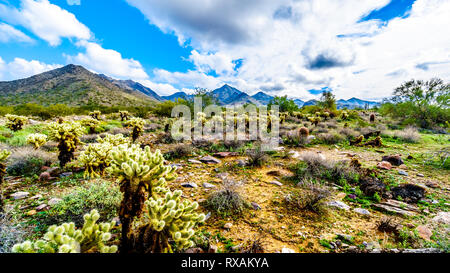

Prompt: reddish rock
[382,155,404,166]
[377,161,393,170]
[185,248,204,253]
[416,225,432,241]
[425,181,439,188]
[39,172,51,182]
[214,152,239,158]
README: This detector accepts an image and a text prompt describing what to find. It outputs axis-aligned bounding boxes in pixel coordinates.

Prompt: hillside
[0,65,157,107]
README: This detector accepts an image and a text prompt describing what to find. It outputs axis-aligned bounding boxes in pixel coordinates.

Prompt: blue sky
[0,0,449,100]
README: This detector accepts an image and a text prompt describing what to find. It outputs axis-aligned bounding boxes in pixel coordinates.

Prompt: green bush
[6,147,57,177]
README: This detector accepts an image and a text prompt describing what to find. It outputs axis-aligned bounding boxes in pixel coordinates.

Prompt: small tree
[317,91,337,111]
[268,96,300,114]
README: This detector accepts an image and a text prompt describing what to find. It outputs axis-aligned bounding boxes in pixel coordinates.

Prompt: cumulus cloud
[66,40,149,80]
[126,0,450,100]
[0,57,61,80]
[0,0,91,46]
[0,23,34,43]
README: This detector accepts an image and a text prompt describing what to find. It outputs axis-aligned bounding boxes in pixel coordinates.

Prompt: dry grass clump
[80,134,98,143]
[7,147,57,176]
[339,127,359,139]
[285,179,330,215]
[316,132,345,144]
[110,127,130,137]
[246,147,269,167]
[0,209,28,253]
[203,179,248,218]
[394,127,421,143]
[164,144,193,159]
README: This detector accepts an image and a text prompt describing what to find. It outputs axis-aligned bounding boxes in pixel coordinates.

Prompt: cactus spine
[12,210,117,253]
[48,121,84,167]
[5,114,28,132]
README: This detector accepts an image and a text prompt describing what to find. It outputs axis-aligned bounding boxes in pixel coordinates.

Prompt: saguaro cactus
[0,149,11,212]
[5,114,28,132]
[48,121,84,167]
[12,210,117,253]
[26,133,48,149]
[124,117,146,142]
[106,144,176,252]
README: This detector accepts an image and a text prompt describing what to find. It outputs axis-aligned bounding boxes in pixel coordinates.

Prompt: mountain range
[0,64,380,109]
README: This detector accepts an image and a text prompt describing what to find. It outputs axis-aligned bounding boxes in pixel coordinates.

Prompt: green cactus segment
[12,210,118,253]
[124,117,145,142]
[143,190,206,252]
[78,134,130,178]
[48,121,84,167]
[5,114,28,132]
[80,117,101,134]
[26,133,48,149]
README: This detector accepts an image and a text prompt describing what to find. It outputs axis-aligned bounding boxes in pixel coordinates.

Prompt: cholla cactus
[0,149,11,211]
[12,210,117,253]
[26,133,48,149]
[106,144,176,252]
[89,110,101,120]
[97,133,130,146]
[48,121,84,167]
[5,114,28,132]
[196,112,207,127]
[124,117,146,142]
[81,117,101,134]
[119,111,130,121]
[141,189,206,253]
[341,111,349,120]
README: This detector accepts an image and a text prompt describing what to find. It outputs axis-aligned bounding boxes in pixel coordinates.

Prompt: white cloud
[0,57,61,80]
[0,0,91,46]
[0,23,33,43]
[66,40,149,80]
[127,0,450,100]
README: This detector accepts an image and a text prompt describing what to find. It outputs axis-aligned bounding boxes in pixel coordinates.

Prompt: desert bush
[204,179,248,218]
[285,181,330,215]
[246,147,269,167]
[339,128,359,139]
[80,134,98,143]
[110,127,130,137]
[316,132,345,144]
[164,144,193,160]
[394,127,421,143]
[48,180,122,226]
[7,147,56,177]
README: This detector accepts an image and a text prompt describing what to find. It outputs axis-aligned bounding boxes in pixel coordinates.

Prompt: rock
[215,172,229,180]
[181,182,198,188]
[270,181,283,186]
[416,225,432,241]
[336,234,353,243]
[377,161,392,170]
[30,194,43,200]
[267,170,282,177]
[39,172,52,182]
[237,160,247,167]
[231,244,243,252]
[366,241,381,250]
[326,201,350,211]
[382,155,404,166]
[214,152,239,158]
[307,135,316,141]
[354,208,371,216]
[223,223,233,230]
[48,198,63,206]
[398,164,408,170]
[398,170,408,176]
[402,248,443,253]
[26,210,37,216]
[59,172,73,178]
[185,248,204,253]
[281,247,296,253]
[417,173,424,177]
[200,156,221,164]
[432,212,450,225]
[43,167,60,176]
[11,192,30,200]
[251,202,261,210]
[202,182,216,188]
[425,181,439,188]
[289,151,301,159]
[36,204,48,211]
[372,199,419,217]
[391,184,426,203]
[204,212,211,222]
[208,245,218,253]
[188,159,202,164]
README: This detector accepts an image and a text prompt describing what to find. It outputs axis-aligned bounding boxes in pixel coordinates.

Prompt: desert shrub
[152,100,179,117]
[164,144,193,160]
[316,132,345,144]
[246,147,269,167]
[47,180,122,226]
[394,127,421,143]
[285,182,330,215]
[80,134,98,143]
[289,152,359,185]
[204,179,248,218]
[0,209,27,253]
[110,127,130,137]
[339,128,359,139]
[7,147,57,177]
